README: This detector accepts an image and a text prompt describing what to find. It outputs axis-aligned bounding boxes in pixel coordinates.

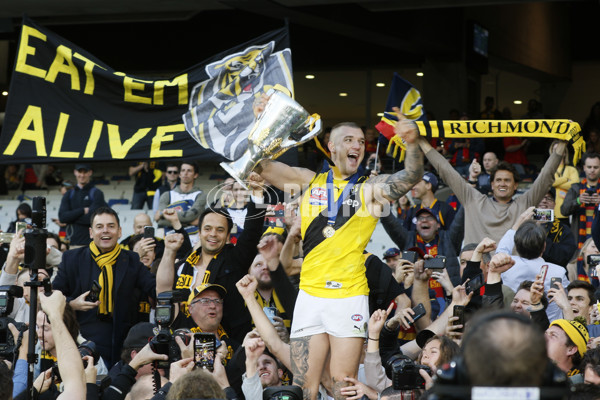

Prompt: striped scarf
[174,248,215,317]
[254,290,290,328]
[387,119,584,165]
[89,242,121,315]
[577,180,599,249]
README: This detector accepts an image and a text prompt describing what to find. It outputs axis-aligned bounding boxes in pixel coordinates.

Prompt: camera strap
[11,329,24,371]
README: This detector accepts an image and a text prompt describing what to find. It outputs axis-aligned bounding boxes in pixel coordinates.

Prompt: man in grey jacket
[418,137,566,245]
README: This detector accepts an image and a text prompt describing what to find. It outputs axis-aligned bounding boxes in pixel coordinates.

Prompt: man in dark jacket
[381,206,464,286]
[52,206,156,365]
[156,179,266,343]
[58,163,107,247]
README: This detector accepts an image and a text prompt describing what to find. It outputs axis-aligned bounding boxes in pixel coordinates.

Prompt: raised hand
[392,107,419,144]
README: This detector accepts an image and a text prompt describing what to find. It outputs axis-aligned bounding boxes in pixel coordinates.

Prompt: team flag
[375,73,427,161]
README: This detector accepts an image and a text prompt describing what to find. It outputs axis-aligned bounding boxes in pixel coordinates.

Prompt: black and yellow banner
[0,17,291,164]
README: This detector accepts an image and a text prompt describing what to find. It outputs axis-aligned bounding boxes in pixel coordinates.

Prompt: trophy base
[220,161,251,190]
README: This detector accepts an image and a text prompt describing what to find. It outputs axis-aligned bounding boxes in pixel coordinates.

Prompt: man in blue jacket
[58,163,107,247]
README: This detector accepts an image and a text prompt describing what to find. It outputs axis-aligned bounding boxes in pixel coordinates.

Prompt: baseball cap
[383,248,400,259]
[422,172,439,192]
[550,319,589,357]
[123,322,156,349]
[74,163,92,171]
[187,283,227,305]
[415,208,440,223]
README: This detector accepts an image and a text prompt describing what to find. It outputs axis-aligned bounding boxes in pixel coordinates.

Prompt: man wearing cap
[382,248,401,270]
[170,283,237,363]
[107,322,169,382]
[418,138,567,245]
[546,319,589,379]
[58,163,107,247]
[403,172,455,231]
[381,207,464,287]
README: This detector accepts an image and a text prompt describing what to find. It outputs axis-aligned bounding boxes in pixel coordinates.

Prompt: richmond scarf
[387,119,584,165]
[89,242,121,315]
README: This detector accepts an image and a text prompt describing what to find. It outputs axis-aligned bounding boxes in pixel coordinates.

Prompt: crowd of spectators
[2,100,600,400]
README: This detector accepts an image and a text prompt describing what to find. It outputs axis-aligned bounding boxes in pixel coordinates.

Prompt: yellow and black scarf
[254,290,290,328]
[89,242,121,315]
[175,248,217,317]
[388,119,584,165]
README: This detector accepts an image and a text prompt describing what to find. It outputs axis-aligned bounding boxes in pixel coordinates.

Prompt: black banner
[0,16,291,164]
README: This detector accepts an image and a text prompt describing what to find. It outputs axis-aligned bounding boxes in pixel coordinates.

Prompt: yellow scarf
[254,290,290,328]
[89,242,121,315]
[388,119,584,165]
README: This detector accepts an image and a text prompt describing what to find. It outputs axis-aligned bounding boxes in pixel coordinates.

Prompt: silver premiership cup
[220,88,322,188]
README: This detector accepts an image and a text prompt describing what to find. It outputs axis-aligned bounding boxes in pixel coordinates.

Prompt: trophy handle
[281,114,322,148]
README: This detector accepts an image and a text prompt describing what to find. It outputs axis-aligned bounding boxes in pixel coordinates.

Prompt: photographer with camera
[19,300,108,397]
[372,283,471,395]
[16,291,86,399]
[0,231,53,324]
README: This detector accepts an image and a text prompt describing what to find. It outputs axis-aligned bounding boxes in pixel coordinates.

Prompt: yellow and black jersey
[300,170,376,298]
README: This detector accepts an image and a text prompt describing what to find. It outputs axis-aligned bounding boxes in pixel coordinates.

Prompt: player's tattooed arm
[368,142,423,202]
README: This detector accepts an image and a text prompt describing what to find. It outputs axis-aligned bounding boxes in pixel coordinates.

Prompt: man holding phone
[535,188,577,267]
[169,283,236,363]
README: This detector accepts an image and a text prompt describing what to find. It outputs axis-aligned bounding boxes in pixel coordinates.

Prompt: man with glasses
[152,163,180,217]
[170,283,237,362]
[536,188,577,267]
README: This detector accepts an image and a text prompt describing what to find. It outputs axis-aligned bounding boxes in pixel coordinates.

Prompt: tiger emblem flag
[183,28,293,161]
[375,73,428,161]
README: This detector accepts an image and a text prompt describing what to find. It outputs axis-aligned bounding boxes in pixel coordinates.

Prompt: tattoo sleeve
[380,143,424,201]
[290,337,310,393]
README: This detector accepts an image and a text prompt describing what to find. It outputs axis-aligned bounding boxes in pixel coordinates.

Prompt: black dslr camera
[0,285,25,360]
[52,340,100,382]
[263,386,303,400]
[150,291,190,369]
[385,353,432,390]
